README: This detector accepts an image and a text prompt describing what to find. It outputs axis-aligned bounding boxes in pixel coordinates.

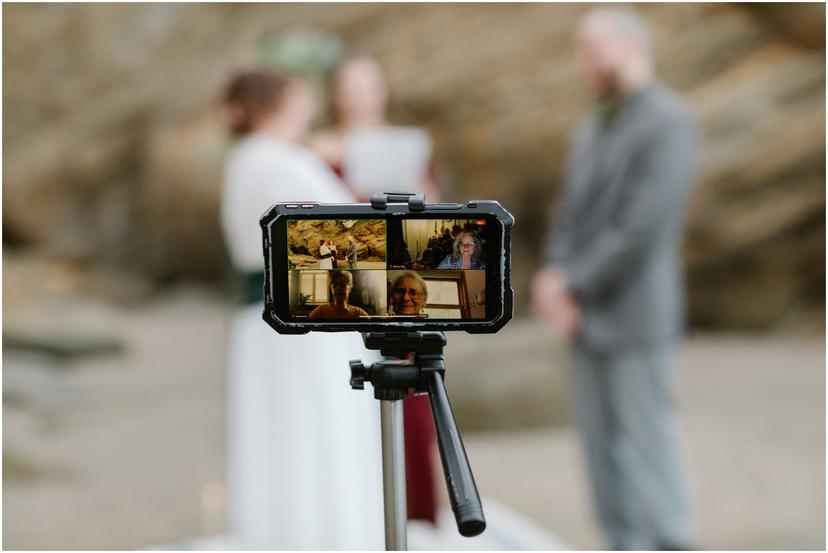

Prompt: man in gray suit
[532,7,697,550]
[345,234,358,269]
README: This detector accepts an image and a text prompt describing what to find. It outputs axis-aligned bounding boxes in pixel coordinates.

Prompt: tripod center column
[380,399,407,550]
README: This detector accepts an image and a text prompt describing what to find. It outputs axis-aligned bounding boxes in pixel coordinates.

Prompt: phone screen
[286,217,491,321]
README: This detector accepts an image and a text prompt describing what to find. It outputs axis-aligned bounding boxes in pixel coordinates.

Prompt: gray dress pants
[569,342,694,550]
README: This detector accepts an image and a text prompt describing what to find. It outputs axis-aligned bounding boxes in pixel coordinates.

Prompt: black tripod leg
[426,371,486,537]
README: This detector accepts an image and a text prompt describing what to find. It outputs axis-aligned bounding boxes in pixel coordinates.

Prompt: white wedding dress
[220,132,383,549]
[319,244,333,269]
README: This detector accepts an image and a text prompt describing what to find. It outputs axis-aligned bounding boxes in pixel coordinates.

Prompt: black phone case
[260,200,514,334]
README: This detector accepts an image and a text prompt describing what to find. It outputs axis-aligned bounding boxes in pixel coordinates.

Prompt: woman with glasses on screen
[437,231,486,269]
[389,271,428,316]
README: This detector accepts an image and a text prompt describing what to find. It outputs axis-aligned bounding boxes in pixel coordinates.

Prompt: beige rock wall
[288,219,386,265]
[4,3,825,330]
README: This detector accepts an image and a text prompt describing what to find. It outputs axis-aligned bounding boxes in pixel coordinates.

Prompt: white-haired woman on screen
[437,231,486,270]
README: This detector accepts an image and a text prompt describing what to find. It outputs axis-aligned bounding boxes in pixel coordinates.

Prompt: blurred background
[3,2,825,550]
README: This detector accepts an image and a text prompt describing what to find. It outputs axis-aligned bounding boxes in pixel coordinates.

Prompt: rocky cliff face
[4,3,824,330]
[288,219,386,264]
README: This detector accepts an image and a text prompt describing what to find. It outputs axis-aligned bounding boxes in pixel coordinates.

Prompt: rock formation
[287,219,386,267]
[4,3,824,330]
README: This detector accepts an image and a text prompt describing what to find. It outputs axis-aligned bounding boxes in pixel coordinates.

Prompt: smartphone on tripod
[259,194,514,547]
[260,198,513,334]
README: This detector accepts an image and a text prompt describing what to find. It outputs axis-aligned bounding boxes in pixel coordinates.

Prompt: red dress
[403,393,437,523]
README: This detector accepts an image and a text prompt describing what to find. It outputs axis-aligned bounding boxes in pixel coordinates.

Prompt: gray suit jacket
[543,82,698,350]
[346,241,358,265]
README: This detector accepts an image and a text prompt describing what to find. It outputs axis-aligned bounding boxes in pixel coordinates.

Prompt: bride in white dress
[220,70,383,549]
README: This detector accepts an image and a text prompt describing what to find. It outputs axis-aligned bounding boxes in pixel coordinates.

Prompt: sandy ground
[3,288,825,550]
[288,256,387,270]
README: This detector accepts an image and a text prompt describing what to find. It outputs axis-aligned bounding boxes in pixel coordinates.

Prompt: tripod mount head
[350,331,446,400]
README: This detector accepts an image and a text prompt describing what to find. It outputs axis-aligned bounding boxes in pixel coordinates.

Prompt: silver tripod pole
[380,399,407,550]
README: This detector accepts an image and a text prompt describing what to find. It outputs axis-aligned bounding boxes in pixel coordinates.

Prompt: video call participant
[437,231,486,269]
[309,270,369,319]
[389,271,428,316]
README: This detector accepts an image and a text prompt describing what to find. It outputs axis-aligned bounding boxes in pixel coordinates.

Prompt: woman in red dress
[310,55,440,525]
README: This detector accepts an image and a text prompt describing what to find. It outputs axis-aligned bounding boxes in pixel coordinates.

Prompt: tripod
[349,331,485,550]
